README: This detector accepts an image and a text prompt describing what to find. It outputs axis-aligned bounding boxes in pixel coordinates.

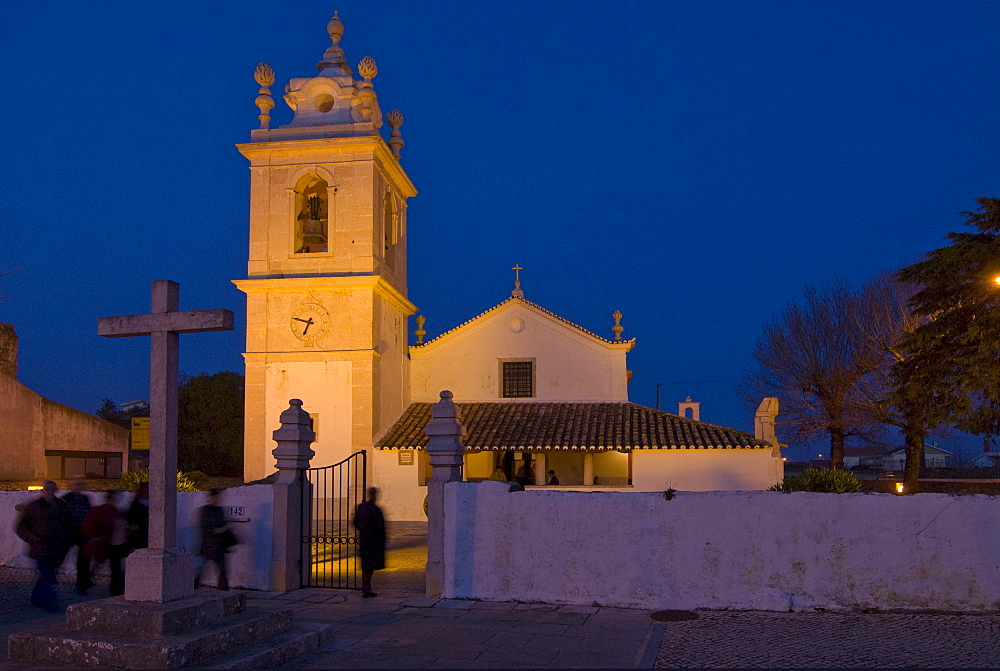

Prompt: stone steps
[5,590,332,670]
[8,607,291,669]
[193,621,335,669]
[64,592,247,636]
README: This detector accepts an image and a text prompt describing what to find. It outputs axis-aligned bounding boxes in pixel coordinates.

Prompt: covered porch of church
[462,448,632,487]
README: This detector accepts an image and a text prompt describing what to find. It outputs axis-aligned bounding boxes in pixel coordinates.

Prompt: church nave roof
[376,402,766,451]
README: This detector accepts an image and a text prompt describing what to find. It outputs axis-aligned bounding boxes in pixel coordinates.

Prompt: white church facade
[236,15,783,521]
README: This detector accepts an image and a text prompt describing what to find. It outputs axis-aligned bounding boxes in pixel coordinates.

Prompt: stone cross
[511,264,524,298]
[98,279,233,602]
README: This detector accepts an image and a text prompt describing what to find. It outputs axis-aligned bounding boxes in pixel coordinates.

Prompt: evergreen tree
[896,197,1000,442]
[177,371,244,477]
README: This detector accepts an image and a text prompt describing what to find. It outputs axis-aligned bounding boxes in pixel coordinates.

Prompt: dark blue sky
[2,1,998,460]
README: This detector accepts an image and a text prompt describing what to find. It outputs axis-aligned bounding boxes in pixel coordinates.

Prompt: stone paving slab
[267,588,659,669]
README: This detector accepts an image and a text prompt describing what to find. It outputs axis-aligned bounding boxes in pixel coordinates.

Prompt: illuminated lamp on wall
[27,485,42,491]
[895,483,905,494]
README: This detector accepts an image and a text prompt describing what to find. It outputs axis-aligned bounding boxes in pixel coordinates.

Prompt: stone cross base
[125,547,195,603]
[7,591,334,669]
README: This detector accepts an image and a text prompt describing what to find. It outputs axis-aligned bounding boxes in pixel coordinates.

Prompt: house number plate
[227,506,249,523]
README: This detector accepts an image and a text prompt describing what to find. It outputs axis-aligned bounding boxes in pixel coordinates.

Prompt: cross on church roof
[512,264,524,298]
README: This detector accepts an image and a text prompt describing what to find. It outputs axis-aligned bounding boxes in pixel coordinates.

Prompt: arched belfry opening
[294,174,330,254]
[678,396,700,422]
[382,190,396,270]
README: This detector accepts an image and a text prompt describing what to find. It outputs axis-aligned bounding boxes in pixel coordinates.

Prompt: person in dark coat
[125,482,150,552]
[82,490,128,596]
[61,475,93,595]
[547,469,560,485]
[15,480,73,612]
[196,489,233,590]
[353,486,386,598]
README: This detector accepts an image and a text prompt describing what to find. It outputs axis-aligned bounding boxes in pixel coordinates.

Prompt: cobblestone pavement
[654,610,1000,668]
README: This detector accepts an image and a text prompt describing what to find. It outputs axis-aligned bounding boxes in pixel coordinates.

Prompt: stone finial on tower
[356,56,378,119]
[612,310,624,341]
[317,11,353,75]
[254,63,276,130]
[358,55,378,81]
[387,109,404,159]
[511,264,524,298]
[415,314,427,345]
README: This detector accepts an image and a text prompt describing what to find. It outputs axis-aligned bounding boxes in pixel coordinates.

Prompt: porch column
[533,453,547,486]
[583,453,594,485]
[270,399,316,593]
[425,391,466,598]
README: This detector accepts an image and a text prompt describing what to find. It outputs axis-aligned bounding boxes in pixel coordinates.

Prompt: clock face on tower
[290,302,331,342]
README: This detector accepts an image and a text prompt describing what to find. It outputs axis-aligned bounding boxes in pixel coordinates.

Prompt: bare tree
[742,281,880,469]
[851,274,932,491]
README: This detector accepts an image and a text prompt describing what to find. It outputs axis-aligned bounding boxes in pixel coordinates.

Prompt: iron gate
[301,450,367,588]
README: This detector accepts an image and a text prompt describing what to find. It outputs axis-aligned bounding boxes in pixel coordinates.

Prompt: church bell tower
[234,13,416,481]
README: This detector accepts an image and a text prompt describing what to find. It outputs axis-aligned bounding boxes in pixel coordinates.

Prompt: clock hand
[293,316,315,335]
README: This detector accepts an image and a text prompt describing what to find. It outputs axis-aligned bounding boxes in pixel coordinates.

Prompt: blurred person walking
[126,482,150,552]
[82,490,128,596]
[196,489,236,590]
[353,487,386,598]
[15,480,73,612]
[61,475,93,595]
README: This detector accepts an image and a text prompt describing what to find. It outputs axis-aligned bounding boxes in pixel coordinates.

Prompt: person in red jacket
[82,490,128,596]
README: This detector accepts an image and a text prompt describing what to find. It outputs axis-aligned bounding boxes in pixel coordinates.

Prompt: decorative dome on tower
[250,12,400,142]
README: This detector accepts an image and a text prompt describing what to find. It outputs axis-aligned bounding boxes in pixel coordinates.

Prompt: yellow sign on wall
[131,417,150,451]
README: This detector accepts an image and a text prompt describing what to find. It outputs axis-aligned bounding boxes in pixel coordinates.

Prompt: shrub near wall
[442,481,1000,612]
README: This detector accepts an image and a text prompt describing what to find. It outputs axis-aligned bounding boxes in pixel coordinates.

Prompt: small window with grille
[501,360,534,398]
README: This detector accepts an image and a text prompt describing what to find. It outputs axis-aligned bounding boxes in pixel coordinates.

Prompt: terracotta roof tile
[375,402,766,451]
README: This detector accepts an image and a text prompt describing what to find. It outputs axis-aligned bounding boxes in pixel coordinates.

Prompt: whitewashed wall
[443,481,1000,612]
[631,449,783,492]
[1,485,273,591]
[372,449,425,521]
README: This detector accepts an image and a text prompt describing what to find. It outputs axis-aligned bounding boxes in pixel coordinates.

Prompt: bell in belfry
[301,195,328,249]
